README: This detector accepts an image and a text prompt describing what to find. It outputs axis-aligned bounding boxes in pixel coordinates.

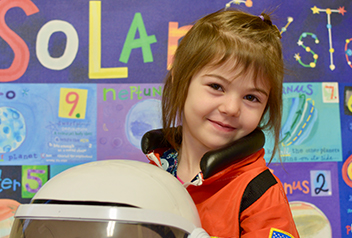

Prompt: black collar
[141,129,265,179]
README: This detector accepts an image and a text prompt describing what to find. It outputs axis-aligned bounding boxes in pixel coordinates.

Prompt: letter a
[119,13,157,63]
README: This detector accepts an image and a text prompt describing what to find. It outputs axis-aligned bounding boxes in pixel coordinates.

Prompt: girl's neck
[177,139,204,183]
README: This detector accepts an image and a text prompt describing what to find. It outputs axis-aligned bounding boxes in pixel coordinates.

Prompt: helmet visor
[10,219,189,238]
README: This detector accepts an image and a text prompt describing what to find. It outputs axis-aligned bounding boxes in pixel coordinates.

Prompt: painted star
[22,88,29,96]
[338,6,346,16]
[311,6,320,14]
[297,40,303,46]
[294,53,301,61]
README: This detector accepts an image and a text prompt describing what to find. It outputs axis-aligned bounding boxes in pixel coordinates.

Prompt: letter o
[36,20,79,70]
[6,90,15,99]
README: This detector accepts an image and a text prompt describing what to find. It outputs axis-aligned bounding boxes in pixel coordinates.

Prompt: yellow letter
[89,1,128,79]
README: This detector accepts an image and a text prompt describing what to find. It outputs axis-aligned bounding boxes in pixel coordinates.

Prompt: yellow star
[311,6,320,14]
[294,53,301,61]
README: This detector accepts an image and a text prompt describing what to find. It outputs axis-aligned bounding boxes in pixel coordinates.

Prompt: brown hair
[162,9,283,162]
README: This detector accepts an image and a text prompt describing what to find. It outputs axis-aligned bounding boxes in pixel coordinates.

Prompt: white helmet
[10,160,209,238]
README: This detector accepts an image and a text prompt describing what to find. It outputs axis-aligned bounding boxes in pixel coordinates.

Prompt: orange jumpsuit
[146,147,300,238]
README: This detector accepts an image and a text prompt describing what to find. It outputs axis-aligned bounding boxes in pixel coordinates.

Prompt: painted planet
[125,99,162,149]
[342,154,352,187]
[280,96,317,146]
[290,201,331,238]
[0,199,21,238]
[0,107,26,153]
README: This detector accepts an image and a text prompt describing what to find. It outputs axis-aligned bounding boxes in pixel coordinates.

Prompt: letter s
[0,0,39,82]
[302,180,310,194]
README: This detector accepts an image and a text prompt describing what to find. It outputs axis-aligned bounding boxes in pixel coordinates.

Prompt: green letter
[118,89,129,100]
[103,88,116,101]
[152,86,162,96]
[119,13,157,63]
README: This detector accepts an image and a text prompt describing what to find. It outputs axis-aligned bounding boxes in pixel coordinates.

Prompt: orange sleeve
[240,184,300,238]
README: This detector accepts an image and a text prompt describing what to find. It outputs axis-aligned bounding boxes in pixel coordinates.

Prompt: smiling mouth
[208,119,235,131]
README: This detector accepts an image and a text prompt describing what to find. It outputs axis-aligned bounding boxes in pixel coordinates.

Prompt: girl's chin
[204,134,250,152]
[204,140,236,152]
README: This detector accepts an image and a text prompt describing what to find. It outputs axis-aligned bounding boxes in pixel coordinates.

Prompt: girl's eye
[244,95,259,102]
[209,83,223,91]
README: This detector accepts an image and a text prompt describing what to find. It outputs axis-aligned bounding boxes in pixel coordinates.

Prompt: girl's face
[182,61,270,153]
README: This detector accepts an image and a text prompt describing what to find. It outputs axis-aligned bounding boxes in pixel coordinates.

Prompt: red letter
[0,0,39,82]
[167,22,192,70]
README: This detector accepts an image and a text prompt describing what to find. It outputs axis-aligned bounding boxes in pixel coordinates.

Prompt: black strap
[240,169,277,213]
[200,129,265,179]
[141,128,265,180]
[238,169,278,236]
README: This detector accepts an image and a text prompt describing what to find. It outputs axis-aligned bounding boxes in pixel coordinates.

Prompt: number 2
[314,173,329,195]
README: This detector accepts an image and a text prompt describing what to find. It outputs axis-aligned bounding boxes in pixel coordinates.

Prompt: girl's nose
[218,97,241,117]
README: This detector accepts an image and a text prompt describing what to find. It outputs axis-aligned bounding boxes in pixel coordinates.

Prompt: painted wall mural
[0,0,352,237]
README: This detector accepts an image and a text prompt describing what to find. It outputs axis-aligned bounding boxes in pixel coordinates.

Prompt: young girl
[142,9,300,238]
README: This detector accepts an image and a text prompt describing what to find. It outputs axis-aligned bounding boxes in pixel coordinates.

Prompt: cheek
[243,109,265,128]
[184,96,211,124]
[185,92,208,111]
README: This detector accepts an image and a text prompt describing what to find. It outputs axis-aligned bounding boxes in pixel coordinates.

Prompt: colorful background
[1,0,352,237]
